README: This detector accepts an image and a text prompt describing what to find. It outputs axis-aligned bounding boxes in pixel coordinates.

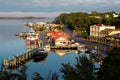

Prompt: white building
[113,13,119,18]
[90,24,115,37]
[55,36,70,46]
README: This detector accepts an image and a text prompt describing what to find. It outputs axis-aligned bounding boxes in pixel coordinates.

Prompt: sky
[0,0,120,17]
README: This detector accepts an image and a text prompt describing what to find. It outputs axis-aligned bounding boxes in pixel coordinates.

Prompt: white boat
[26,28,39,40]
[26,28,39,50]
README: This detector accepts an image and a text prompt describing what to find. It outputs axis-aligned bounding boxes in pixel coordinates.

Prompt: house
[47,30,71,46]
[55,36,70,46]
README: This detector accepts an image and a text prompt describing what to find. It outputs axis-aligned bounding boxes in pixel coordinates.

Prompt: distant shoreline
[0,17,50,19]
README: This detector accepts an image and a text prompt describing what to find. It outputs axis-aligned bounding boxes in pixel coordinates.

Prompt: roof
[47,30,70,40]
[95,24,108,27]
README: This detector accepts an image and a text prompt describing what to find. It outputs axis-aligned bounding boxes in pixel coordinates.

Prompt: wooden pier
[50,45,78,50]
[3,50,33,70]
[3,48,47,70]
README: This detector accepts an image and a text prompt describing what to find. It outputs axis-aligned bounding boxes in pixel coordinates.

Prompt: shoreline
[0,17,50,19]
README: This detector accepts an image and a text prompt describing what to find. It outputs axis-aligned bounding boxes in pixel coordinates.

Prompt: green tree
[32,72,44,80]
[60,55,95,80]
[98,47,120,80]
[18,65,27,80]
[46,72,59,80]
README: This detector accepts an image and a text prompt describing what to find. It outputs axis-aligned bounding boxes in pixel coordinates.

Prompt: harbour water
[0,19,83,79]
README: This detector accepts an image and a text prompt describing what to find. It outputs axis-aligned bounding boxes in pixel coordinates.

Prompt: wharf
[3,48,47,70]
[50,45,78,50]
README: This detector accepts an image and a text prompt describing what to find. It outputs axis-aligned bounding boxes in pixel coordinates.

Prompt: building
[106,29,120,42]
[90,24,115,37]
[47,30,71,46]
[109,29,120,35]
[113,13,119,18]
[100,29,113,37]
[55,36,70,46]
[89,24,115,43]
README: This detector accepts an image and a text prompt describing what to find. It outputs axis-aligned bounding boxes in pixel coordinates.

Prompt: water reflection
[51,49,78,56]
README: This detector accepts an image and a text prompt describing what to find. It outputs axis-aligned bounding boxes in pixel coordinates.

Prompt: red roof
[47,30,70,40]
[95,24,108,27]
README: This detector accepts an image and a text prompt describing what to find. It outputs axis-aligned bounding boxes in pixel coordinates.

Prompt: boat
[26,28,39,50]
[32,48,48,61]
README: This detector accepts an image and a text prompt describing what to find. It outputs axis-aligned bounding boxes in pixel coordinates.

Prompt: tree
[18,65,28,80]
[60,55,95,80]
[46,72,59,80]
[98,47,120,80]
[32,72,44,80]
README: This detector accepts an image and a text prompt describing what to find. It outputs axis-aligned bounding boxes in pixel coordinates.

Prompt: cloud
[0,0,119,12]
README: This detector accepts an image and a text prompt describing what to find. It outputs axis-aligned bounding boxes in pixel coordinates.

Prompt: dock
[3,48,47,70]
[50,45,78,49]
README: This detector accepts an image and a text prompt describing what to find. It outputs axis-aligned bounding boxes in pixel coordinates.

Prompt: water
[0,19,82,79]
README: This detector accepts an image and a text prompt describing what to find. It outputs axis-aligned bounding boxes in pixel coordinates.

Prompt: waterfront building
[90,24,115,37]
[89,24,115,43]
[109,29,120,35]
[106,29,120,43]
[47,30,71,46]
[55,36,70,46]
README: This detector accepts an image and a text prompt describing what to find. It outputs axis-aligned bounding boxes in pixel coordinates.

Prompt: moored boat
[32,48,48,60]
[26,28,39,50]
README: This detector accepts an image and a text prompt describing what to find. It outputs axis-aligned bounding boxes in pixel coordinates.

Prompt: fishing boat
[26,28,39,50]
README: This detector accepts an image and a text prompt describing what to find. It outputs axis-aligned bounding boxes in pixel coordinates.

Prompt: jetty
[3,48,48,70]
[50,45,78,49]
